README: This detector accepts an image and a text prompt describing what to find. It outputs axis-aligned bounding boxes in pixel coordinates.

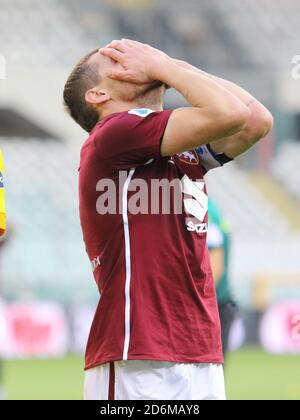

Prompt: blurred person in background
[208,199,237,364]
[64,39,273,400]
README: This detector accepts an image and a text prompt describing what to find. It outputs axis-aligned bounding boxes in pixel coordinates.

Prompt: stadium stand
[0,137,93,303]
[206,163,290,241]
[212,0,300,68]
[1,0,289,138]
[0,0,96,67]
[207,162,300,306]
[272,142,300,203]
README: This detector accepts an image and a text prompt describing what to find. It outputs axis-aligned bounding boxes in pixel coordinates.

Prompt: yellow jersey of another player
[0,149,6,236]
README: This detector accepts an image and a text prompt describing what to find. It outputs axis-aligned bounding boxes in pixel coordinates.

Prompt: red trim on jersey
[108,362,115,400]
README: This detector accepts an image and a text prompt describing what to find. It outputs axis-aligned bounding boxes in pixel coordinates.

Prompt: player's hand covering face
[99,39,170,85]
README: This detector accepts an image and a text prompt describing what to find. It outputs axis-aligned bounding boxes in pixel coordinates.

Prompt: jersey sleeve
[207,223,224,250]
[196,144,233,173]
[94,109,173,169]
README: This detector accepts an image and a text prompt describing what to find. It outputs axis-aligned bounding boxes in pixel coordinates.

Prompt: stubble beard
[135,80,166,108]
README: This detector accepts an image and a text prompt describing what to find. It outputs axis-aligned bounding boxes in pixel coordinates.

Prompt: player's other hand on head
[99,39,170,85]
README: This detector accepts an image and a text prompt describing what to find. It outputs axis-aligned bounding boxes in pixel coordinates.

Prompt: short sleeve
[93,109,173,169]
[207,223,224,249]
[196,144,233,173]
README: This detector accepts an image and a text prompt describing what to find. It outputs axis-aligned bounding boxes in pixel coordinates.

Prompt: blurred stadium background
[0,0,300,400]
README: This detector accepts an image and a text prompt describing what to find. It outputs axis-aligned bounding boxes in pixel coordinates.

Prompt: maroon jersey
[79,109,224,370]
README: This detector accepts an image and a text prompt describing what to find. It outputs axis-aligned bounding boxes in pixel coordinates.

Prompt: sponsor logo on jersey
[128,108,155,118]
[177,150,200,166]
[186,221,208,233]
[0,172,4,188]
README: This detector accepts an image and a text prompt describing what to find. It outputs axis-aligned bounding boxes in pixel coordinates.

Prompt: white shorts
[84,361,226,400]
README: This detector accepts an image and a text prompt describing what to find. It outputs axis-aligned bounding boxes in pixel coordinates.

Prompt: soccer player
[208,199,236,363]
[63,39,273,400]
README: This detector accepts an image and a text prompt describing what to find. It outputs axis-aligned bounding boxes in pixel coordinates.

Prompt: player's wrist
[151,58,179,83]
[172,58,190,69]
[172,58,210,78]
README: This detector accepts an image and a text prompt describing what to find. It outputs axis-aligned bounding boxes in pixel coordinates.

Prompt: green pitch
[4,355,84,400]
[3,348,300,400]
[226,348,300,400]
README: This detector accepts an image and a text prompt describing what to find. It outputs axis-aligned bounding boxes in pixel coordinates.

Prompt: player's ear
[85,88,111,106]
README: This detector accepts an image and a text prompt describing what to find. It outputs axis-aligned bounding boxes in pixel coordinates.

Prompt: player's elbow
[249,104,274,141]
[257,109,274,139]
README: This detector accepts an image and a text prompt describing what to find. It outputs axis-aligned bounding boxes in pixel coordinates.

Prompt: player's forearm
[173,59,274,143]
[157,61,250,138]
[206,76,274,155]
[173,59,254,105]
[204,75,273,141]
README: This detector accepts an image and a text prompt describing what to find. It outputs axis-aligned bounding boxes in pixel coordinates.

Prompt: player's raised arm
[173,59,274,158]
[100,40,250,157]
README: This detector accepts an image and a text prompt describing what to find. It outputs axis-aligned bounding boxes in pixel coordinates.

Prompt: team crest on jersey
[176,150,199,166]
[0,172,3,188]
[128,108,155,118]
